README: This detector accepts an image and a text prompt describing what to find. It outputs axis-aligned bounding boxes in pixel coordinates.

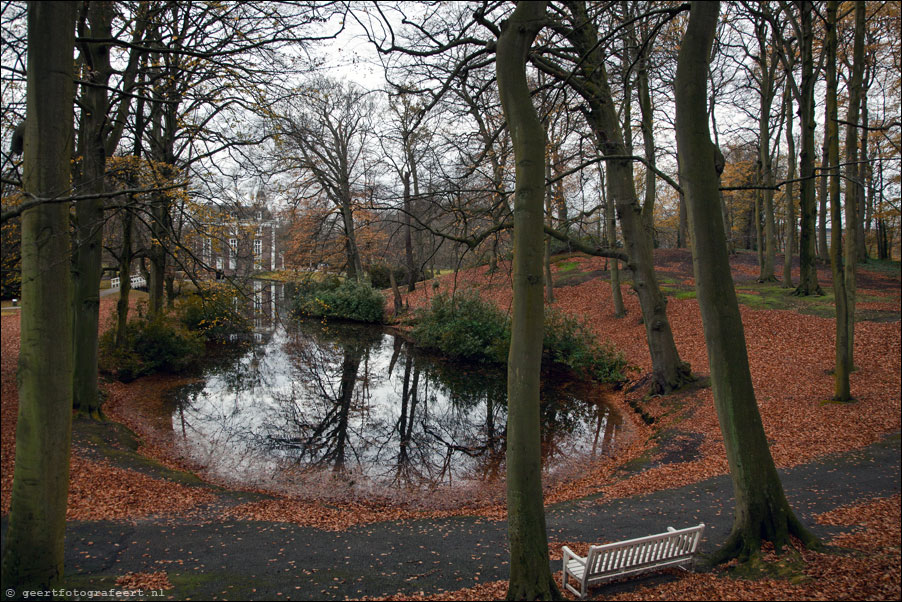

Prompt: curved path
[3,434,897,600]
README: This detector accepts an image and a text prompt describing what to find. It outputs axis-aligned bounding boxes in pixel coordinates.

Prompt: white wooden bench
[562,523,705,599]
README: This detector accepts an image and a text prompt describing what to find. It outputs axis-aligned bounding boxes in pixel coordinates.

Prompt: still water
[170,282,623,506]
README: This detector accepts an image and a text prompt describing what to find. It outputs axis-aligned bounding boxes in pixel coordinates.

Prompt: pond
[169,282,624,507]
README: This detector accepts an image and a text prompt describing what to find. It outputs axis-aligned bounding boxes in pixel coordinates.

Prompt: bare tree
[274,78,377,282]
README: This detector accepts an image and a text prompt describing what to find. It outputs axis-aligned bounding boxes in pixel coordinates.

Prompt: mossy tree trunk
[72,0,114,418]
[496,3,560,599]
[0,2,76,594]
[675,0,819,564]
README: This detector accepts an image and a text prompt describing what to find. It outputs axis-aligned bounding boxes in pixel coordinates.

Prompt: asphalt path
[3,434,896,600]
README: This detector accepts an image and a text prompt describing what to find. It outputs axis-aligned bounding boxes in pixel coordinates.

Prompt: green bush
[292,277,385,323]
[178,282,251,339]
[410,291,510,362]
[100,317,204,382]
[543,308,631,383]
[411,290,630,384]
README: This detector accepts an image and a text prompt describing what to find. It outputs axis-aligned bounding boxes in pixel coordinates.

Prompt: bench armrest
[562,546,585,565]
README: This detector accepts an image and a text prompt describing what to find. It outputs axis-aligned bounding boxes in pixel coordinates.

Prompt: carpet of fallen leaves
[1,298,217,520]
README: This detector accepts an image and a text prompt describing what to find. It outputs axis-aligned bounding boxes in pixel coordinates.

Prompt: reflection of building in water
[226,282,282,344]
[252,281,280,339]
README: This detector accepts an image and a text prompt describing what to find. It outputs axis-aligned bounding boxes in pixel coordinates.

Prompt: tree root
[704,513,822,568]
[651,361,695,395]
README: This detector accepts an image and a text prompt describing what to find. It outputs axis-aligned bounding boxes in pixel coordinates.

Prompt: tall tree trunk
[856,60,870,263]
[72,1,114,418]
[115,208,133,348]
[544,157,555,303]
[147,83,169,316]
[860,69,873,262]
[403,170,416,291]
[782,81,796,288]
[755,18,777,282]
[340,200,364,282]
[818,152,830,260]
[794,0,823,296]
[148,191,167,315]
[637,37,657,235]
[1,2,76,591]
[675,0,819,564]
[496,3,559,599]
[603,167,626,318]
[754,185,764,268]
[825,1,852,401]
[678,193,689,248]
[841,0,866,382]
[566,1,691,393]
[116,73,146,347]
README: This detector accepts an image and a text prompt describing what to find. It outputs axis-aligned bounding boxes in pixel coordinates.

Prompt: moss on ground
[72,416,208,487]
[726,548,810,585]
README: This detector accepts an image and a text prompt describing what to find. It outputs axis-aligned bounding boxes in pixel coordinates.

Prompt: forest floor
[1,249,899,600]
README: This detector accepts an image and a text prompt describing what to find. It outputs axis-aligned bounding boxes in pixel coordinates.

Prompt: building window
[229,238,237,270]
[253,238,262,269]
[203,238,212,262]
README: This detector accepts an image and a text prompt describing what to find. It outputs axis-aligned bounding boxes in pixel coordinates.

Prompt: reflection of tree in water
[267,323,379,472]
[172,316,622,497]
[264,321,619,491]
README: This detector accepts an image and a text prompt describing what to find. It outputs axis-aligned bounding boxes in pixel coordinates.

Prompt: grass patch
[858,258,901,276]
[734,282,834,316]
[615,450,655,476]
[556,261,579,273]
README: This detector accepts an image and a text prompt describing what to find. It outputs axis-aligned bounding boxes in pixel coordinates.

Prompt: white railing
[110,275,147,289]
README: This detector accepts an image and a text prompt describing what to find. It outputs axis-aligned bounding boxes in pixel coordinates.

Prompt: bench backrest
[584,524,704,576]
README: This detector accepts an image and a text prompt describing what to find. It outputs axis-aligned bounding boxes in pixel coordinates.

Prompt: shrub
[367,264,406,290]
[100,316,204,382]
[543,308,631,383]
[178,282,251,340]
[410,291,510,362]
[411,290,630,384]
[292,277,385,323]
